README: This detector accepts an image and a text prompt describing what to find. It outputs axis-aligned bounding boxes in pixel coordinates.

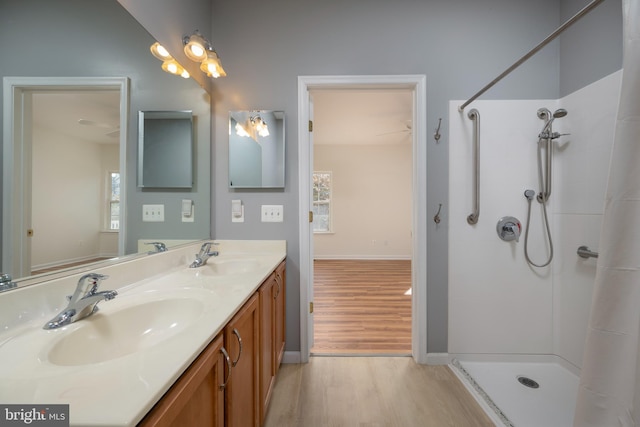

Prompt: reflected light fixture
[183,31,227,79]
[150,42,190,79]
[250,116,269,137]
[235,122,251,138]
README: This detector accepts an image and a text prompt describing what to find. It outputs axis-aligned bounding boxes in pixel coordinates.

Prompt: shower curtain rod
[458,0,607,112]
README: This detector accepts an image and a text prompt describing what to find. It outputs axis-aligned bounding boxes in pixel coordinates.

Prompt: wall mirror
[1,0,211,286]
[229,110,285,188]
[138,110,194,188]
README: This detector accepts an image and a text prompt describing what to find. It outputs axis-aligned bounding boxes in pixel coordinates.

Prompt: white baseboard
[426,352,451,365]
[282,351,302,364]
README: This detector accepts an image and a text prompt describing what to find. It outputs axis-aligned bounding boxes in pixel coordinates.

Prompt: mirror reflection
[138,110,194,189]
[229,110,285,188]
[0,0,211,285]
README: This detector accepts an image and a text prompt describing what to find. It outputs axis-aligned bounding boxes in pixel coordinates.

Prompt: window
[108,172,120,230]
[313,171,332,233]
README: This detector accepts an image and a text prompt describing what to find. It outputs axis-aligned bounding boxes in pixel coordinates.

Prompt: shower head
[553,108,567,118]
[538,108,568,136]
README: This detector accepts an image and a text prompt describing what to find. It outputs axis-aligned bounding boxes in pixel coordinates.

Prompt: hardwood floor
[263,357,495,427]
[312,259,412,355]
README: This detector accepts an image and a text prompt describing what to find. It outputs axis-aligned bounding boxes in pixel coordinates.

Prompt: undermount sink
[46,297,204,366]
[200,258,260,276]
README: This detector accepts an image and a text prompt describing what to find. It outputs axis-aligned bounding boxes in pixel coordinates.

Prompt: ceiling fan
[77,118,120,138]
[375,120,412,137]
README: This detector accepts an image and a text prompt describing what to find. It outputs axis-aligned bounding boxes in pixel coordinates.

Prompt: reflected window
[108,172,120,230]
[313,171,332,233]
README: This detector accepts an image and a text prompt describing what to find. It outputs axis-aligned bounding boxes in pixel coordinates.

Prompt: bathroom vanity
[0,240,286,427]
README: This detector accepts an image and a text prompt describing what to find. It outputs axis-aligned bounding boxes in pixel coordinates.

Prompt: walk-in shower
[523,108,567,268]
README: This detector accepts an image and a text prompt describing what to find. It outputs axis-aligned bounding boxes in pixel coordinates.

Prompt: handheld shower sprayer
[523,107,567,268]
[538,108,568,138]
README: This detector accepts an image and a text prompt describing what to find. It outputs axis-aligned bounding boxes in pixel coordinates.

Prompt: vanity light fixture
[183,31,227,78]
[150,42,190,79]
[183,33,209,62]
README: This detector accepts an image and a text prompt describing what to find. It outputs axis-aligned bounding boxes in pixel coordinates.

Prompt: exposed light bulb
[150,42,172,61]
[190,44,205,58]
[156,45,169,57]
[207,63,220,78]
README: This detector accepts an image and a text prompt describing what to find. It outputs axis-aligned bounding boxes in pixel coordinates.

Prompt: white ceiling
[32,91,121,145]
[311,89,413,146]
[30,88,412,148]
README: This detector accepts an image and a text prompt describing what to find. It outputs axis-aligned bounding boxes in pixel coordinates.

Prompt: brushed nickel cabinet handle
[220,347,232,390]
[232,328,243,367]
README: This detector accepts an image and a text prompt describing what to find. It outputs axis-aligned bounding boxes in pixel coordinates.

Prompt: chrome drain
[517,376,540,389]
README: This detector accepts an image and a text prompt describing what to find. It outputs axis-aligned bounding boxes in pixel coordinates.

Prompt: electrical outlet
[143,204,164,222]
[261,205,284,222]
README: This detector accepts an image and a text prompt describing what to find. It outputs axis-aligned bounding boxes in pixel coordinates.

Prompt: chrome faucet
[189,242,219,268]
[43,273,117,330]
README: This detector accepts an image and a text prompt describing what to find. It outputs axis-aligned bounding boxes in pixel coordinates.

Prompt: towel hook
[434,203,443,224]
[434,118,442,143]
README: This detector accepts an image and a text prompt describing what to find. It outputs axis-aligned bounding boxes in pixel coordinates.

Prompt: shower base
[451,356,580,427]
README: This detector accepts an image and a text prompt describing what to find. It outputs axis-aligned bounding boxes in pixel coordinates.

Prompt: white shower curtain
[574,0,640,426]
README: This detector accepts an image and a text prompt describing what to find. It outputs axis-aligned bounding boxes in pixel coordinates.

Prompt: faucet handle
[80,272,109,283]
[74,273,109,298]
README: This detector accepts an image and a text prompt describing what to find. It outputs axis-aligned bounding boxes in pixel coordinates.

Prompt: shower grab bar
[577,245,599,259]
[467,109,480,225]
[458,0,606,112]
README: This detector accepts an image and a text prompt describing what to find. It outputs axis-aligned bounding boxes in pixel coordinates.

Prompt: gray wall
[0,0,211,265]
[560,0,623,97]
[211,0,622,354]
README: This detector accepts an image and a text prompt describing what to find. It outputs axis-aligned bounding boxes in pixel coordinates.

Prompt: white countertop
[0,240,286,426]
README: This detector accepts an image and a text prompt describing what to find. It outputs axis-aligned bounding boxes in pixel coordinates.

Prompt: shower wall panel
[448,99,556,355]
[448,70,621,367]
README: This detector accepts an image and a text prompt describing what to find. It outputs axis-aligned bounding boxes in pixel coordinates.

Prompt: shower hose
[523,138,554,268]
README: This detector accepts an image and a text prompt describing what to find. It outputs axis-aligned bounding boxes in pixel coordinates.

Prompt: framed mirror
[229,110,285,188]
[138,110,194,188]
[1,0,211,285]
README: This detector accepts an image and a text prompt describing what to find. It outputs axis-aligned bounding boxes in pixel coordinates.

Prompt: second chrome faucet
[189,242,219,268]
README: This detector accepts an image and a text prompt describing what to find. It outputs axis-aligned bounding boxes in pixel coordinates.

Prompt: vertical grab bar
[467,109,480,225]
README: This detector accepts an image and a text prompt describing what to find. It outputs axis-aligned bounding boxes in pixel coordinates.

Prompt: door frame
[2,76,129,277]
[297,75,428,363]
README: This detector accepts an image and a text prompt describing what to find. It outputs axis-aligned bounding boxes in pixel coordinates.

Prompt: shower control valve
[497,216,522,242]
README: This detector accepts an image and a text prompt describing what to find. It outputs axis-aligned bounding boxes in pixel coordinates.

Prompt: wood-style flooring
[263,357,495,427]
[312,259,412,355]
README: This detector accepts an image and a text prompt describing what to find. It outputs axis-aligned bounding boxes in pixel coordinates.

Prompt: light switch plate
[143,204,164,222]
[261,205,283,222]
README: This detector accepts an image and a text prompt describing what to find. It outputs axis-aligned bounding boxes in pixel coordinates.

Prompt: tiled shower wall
[448,71,621,369]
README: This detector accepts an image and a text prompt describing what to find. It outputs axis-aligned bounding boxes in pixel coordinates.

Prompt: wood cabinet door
[138,334,225,427]
[259,273,276,423]
[274,262,286,372]
[225,293,260,427]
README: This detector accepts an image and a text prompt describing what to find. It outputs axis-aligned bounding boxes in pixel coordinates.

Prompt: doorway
[297,75,428,363]
[310,88,413,355]
[2,77,128,280]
